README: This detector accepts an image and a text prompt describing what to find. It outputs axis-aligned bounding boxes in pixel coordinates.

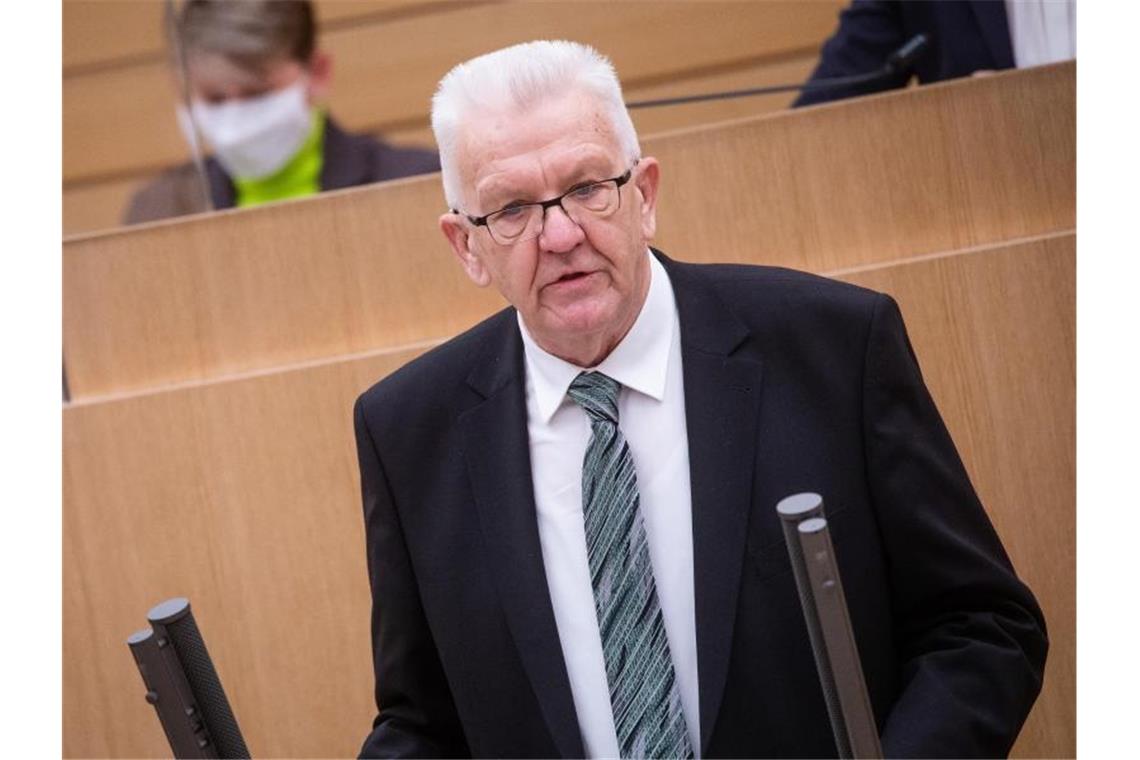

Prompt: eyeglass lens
[487,179,622,243]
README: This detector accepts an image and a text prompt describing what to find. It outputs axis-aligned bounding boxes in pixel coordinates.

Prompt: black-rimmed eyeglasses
[454,163,637,245]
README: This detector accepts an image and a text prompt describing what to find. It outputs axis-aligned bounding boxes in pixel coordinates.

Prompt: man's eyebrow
[479,184,533,211]
[562,158,614,183]
[473,172,519,203]
[478,158,615,209]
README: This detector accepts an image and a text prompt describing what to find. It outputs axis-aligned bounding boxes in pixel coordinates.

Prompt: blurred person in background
[794,0,1075,107]
[124,0,440,225]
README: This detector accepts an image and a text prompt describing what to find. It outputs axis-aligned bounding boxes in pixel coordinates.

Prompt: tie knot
[567,372,621,424]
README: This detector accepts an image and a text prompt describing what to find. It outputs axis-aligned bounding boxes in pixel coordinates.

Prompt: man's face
[441,89,660,367]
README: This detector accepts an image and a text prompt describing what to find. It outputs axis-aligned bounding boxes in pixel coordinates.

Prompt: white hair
[430,40,642,211]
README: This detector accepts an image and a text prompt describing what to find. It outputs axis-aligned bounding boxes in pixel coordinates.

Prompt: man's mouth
[543,270,599,293]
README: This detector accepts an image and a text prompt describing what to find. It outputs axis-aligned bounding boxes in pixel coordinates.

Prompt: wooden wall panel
[652,62,1076,271]
[63,0,166,72]
[62,175,141,238]
[65,175,504,400]
[627,54,818,139]
[63,64,1075,400]
[63,343,430,759]
[62,1,464,73]
[62,235,1075,758]
[63,0,840,184]
[64,60,182,181]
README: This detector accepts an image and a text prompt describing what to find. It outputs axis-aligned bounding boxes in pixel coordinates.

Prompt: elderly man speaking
[353,41,1046,759]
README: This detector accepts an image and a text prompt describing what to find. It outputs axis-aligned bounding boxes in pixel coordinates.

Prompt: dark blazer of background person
[354,249,1047,758]
[123,117,440,225]
[794,0,1014,107]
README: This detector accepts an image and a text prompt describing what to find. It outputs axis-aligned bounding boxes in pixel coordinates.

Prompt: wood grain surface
[651,62,1076,270]
[63,64,1075,401]
[62,174,140,237]
[62,233,1074,757]
[63,343,430,759]
[63,0,437,73]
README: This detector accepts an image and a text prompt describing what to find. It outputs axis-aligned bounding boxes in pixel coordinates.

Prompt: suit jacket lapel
[661,253,765,755]
[459,315,584,758]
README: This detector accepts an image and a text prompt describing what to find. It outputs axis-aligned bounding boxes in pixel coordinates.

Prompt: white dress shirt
[1005,0,1076,68]
[519,251,700,757]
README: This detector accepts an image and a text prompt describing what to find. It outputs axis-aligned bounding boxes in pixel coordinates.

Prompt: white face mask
[177,79,313,181]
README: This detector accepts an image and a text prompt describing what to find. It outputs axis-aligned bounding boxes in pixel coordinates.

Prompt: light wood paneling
[64,59,183,182]
[65,174,504,398]
[63,342,431,760]
[62,234,1074,758]
[652,62,1076,271]
[627,54,819,140]
[62,175,141,237]
[63,0,166,72]
[63,63,1075,400]
[62,0,461,73]
[63,0,841,184]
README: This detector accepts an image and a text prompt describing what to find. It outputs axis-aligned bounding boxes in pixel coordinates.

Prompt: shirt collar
[519,250,676,423]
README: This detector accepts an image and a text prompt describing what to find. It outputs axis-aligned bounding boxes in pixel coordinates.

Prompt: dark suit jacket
[123,116,440,225]
[794,0,1014,107]
[354,252,1047,758]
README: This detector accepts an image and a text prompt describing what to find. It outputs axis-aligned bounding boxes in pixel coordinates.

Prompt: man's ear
[634,157,661,241]
[440,213,491,287]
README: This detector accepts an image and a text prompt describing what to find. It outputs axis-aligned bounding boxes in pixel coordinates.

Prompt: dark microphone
[777,493,881,759]
[127,598,250,759]
[625,34,929,109]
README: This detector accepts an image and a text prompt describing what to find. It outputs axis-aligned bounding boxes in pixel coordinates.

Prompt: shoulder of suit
[356,307,515,411]
[667,259,896,366]
[670,259,886,315]
[372,140,442,178]
[334,126,441,180]
[123,162,213,224]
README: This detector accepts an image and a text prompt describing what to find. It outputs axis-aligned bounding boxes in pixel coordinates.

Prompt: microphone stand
[127,598,249,759]
[164,0,214,213]
[777,493,882,759]
[626,34,928,110]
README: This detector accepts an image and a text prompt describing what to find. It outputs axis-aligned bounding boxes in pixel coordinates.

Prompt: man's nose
[538,203,584,253]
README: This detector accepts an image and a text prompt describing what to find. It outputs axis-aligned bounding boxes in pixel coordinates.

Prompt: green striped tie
[568,371,693,759]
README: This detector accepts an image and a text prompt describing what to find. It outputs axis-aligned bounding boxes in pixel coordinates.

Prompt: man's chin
[542,298,615,333]
[535,305,640,363]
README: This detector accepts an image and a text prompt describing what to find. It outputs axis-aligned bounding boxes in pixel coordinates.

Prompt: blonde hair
[176,1,316,74]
